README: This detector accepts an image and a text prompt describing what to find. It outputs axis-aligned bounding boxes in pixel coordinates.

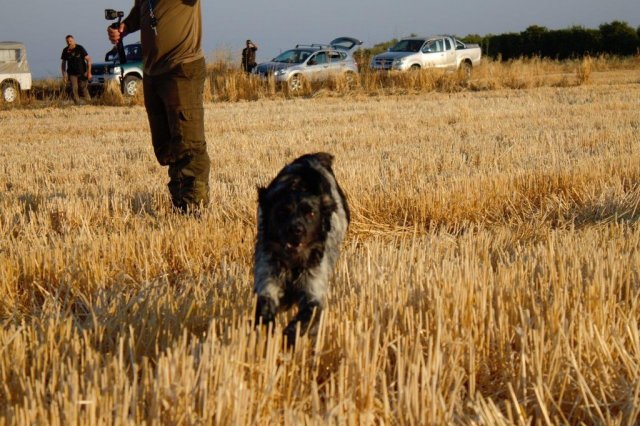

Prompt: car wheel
[410,64,421,71]
[2,82,19,103]
[288,74,304,92]
[123,75,141,97]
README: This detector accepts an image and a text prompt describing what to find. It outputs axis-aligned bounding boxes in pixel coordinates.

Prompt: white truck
[370,35,481,75]
[0,42,32,103]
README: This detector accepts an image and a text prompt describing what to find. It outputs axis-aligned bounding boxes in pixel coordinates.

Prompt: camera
[105,9,124,21]
[104,8,127,66]
[104,8,127,93]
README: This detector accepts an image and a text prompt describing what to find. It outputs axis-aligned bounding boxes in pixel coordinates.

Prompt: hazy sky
[2,0,639,78]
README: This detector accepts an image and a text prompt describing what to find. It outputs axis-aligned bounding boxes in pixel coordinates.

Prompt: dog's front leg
[254,251,285,329]
[254,274,284,329]
[283,298,323,347]
[255,294,279,328]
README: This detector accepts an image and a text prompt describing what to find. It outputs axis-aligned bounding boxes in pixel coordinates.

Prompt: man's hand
[61,60,67,84]
[85,56,92,81]
[107,23,127,44]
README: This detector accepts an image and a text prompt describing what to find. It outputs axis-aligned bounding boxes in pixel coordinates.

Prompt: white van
[0,42,32,103]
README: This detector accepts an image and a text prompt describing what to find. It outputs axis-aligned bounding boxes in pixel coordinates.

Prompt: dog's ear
[320,194,337,233]
[258,187,269,207]
[313,152,334,169]
[294,152,335,170]
[320,193,337,214]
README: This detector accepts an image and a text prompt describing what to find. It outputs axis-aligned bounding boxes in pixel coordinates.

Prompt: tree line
[363,21,640,61]
[463,21,640,60]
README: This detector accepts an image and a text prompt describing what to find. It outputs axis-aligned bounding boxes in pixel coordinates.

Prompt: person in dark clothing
[241,40,258,73]
[107,0,210,214]
[61,35,92,104]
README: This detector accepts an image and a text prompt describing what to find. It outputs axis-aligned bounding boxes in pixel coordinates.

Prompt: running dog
[253,152,350,346]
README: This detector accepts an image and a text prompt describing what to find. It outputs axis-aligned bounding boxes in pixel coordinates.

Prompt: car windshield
[272,49,314,64]
[389,39,425,53]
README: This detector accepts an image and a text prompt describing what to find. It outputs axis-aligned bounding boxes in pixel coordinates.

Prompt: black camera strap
[148,0,158,35]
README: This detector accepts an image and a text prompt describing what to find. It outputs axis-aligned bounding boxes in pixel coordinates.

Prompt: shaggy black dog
[254,152,350,346]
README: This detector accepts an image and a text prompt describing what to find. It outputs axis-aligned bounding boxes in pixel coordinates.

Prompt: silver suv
[253,37,362,91]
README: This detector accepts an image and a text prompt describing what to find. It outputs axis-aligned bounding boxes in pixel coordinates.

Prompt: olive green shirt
[123,0,203,76]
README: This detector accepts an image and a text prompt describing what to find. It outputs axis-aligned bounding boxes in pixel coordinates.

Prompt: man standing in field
[61,35,92,104]
[107,0,210,214]
[241,39,258,73]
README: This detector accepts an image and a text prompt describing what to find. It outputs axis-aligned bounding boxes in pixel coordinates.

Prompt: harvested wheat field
[1,67,640,424]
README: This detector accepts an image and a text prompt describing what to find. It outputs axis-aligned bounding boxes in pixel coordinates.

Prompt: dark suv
[90,42,144,96]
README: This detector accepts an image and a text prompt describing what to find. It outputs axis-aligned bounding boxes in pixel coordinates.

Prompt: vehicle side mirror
[308,59,316,66]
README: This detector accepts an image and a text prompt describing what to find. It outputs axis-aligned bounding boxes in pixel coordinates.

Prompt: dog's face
[259,172,336,267]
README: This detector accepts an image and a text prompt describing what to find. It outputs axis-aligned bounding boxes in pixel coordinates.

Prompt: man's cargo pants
[143,57,210,212]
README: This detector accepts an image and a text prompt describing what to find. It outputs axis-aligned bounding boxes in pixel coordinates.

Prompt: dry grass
[1,67,640,424]
[7,55,639,109]
[205,55,640,100]
[575,56,594,85]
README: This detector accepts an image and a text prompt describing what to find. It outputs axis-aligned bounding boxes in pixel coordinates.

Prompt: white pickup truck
[370,35,481,75]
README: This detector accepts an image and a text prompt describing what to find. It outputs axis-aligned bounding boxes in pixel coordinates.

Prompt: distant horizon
[2,0,638,79]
